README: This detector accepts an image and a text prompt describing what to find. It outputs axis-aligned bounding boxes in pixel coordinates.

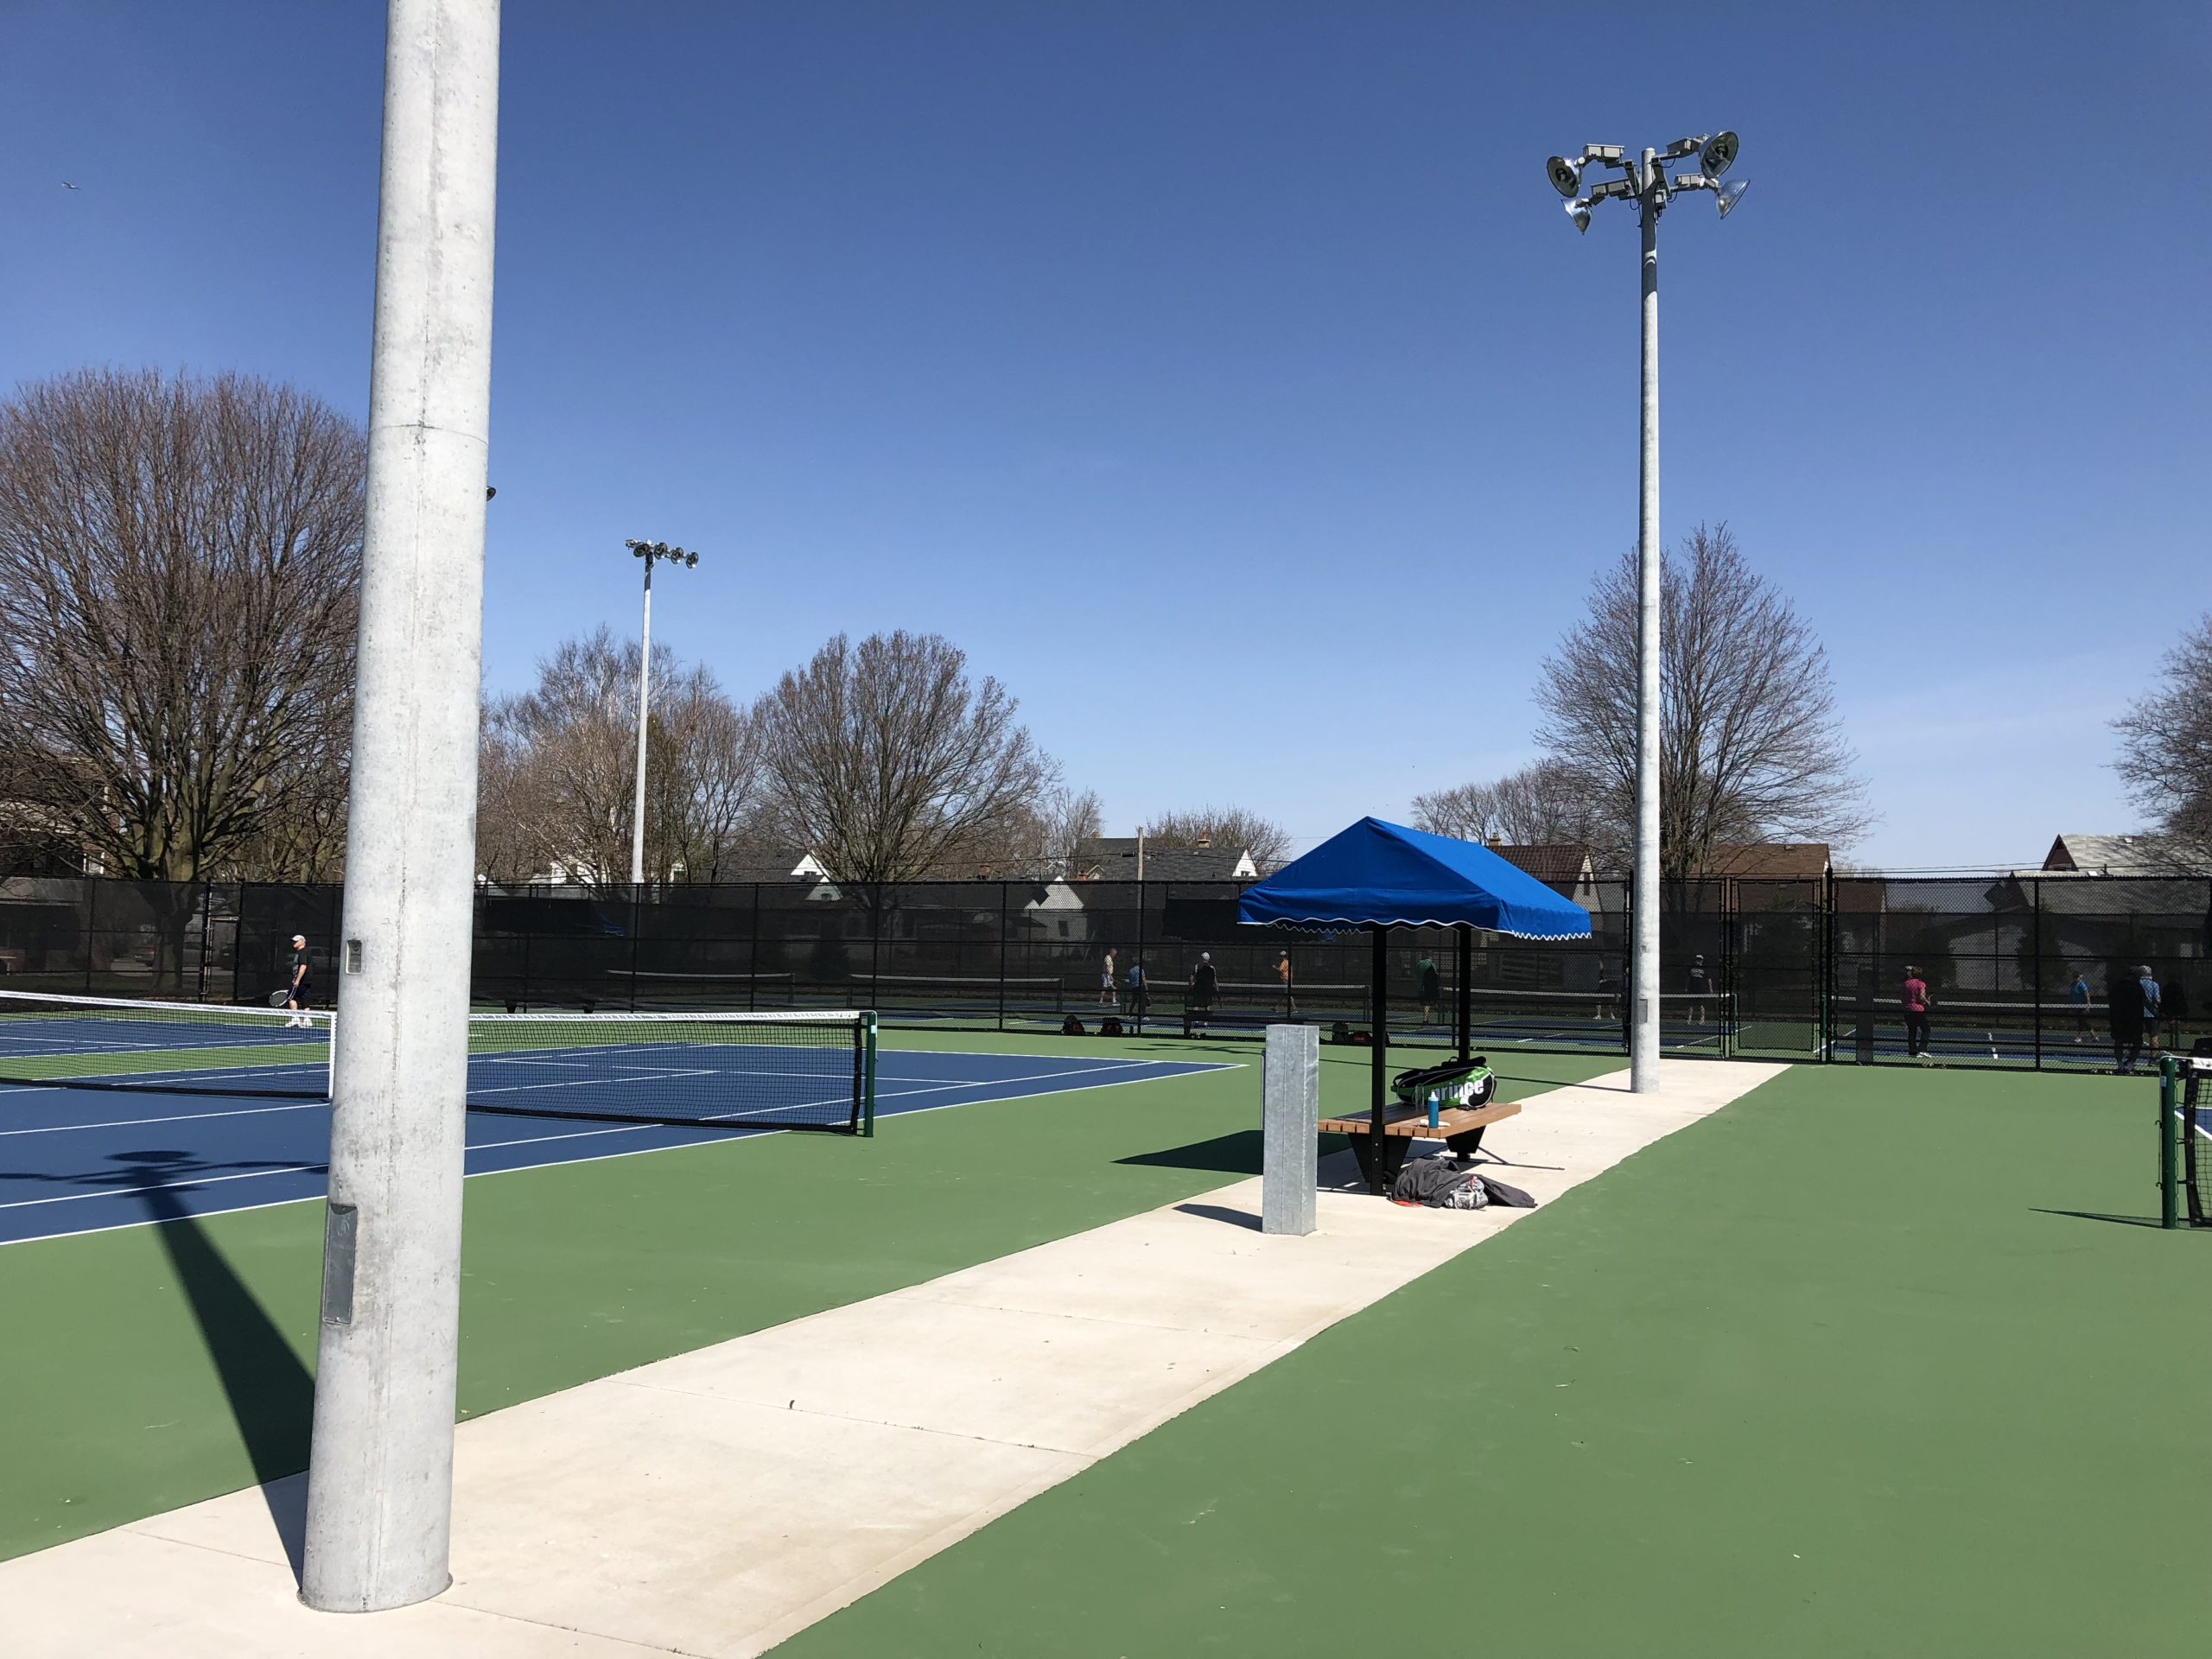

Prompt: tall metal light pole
[1545,132,1745,1095]
[624,538,697,887]
[302,0,499,1613]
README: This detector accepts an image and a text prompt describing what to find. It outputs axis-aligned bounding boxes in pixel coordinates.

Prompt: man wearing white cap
[284,933,315,1027]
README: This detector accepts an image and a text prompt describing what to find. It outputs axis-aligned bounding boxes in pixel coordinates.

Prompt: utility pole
[623,538,698,887]
[1545,130,1745,1095]
[302,0,500,1612]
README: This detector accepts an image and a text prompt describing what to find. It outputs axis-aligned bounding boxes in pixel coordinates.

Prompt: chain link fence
[5,871,2206,1069]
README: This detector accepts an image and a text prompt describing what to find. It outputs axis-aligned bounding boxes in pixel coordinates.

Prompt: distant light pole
[623,538,698,887]
[1545,131,1745,1096]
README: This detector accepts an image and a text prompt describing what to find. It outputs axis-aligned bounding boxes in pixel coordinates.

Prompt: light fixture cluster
[1546,131,1745,234]
[626,538,700,569]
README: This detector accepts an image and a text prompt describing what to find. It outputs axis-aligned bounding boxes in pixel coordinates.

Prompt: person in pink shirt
[1902,965,1930,1059]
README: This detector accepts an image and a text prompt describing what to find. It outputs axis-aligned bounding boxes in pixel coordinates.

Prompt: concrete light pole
[1545,132,1745,1096]
[623,539,698,888]
[302,0,499,1612]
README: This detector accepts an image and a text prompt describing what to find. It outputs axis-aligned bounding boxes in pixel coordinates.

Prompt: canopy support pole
[1370,924,1388,1194]
[1456,924,1472,1063]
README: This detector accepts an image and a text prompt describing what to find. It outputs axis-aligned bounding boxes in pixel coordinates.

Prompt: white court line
[0,1099,322,1137]
[0,1059,1244,1244]
[0,1161,327,1210]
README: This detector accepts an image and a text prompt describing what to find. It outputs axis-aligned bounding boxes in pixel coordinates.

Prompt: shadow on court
[16,1150,318,1574]
[2030,1206,2201,1233]
[1116,1129,1262,1173]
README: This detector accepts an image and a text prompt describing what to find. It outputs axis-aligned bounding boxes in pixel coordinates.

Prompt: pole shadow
[6,1149,319,1576]
[2029,1206,2202,1233]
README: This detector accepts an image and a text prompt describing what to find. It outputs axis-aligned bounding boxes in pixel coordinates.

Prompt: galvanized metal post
[1262,1022,1319,1235]
[629,555,654,888]
[1631,150,1662,1096]
[302,0,499,1614]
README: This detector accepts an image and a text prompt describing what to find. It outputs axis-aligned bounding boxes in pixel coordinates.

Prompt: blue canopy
[1236,817,1593,939]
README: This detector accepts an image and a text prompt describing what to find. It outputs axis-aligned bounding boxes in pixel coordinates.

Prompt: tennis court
[0,991,1230,1246]
[2,1013,2206,1655]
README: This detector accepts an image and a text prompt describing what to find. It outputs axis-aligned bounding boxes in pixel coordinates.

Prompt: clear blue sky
[5,2,2206,868]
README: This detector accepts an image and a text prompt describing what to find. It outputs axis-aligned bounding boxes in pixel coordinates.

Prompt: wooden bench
[1318,1099,1521,1190]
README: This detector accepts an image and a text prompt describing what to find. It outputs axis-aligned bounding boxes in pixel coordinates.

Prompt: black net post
[1369,924,1388,1195]
[996,883,1009,1033]
[1456,923,1471,1063]
[2159,1055,2180,1230]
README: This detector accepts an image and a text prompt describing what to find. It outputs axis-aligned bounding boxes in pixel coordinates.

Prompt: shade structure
[1238,818,1593,1198]
[1237,817,1594,939]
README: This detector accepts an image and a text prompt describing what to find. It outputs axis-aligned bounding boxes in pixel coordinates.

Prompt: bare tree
[1140,805,1293,872]
[0,367,365,911]
[477,628,765,885]
[754,631,1056,884]
[966,785,1104,879]
[1412,760,1604,846]
[2113,612,2212,852]
[1534,524,1870,880]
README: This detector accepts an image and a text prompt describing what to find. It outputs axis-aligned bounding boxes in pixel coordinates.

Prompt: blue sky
[5,2,2206,868]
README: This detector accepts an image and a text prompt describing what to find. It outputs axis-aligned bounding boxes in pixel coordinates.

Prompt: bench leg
[1348,1131,1411,1193]
[1443,1125,1491,1162]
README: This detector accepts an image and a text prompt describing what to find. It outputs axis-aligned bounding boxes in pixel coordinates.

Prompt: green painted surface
[0,1030,1611,1560]
[775,1063,2212,1658]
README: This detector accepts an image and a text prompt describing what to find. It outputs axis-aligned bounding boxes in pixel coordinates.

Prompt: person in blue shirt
[2067,969,2091,1046]
[2138,965,2162,1058]
[1124,959,1148,1021]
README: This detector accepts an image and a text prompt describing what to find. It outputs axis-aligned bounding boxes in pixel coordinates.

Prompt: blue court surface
[0,1047,1233,1247]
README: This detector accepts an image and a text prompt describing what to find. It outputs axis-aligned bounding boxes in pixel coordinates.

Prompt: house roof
[1484,843,1593,886]
[2042,834,2210,877]
[1706,843,1833,880]
[1071,838,1258,883]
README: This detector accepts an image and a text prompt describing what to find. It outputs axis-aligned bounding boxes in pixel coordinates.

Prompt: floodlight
[1547,155,1583,197]
[1700,130,1738,176]
[684,551,698,568]
[1715,177,1748,219]
[1567,198,1592,233]
[1584,144,1624,163]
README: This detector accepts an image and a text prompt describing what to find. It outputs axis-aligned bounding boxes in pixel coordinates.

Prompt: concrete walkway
[2,1058,1783,1657]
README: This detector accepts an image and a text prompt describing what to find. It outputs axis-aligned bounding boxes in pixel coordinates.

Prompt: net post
[2160,1055,2180,1230]
[861,1011,878,1138]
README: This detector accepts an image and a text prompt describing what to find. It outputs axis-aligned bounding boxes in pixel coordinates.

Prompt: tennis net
[461,1009,874,1133]
[1,989,876,1134]
[0,988,334,1098]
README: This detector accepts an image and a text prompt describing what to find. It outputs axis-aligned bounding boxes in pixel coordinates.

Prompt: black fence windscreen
[3,872,2206,1071]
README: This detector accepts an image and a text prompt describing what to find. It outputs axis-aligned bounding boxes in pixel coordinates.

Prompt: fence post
[868,882,883,1014]
[1134,878,1147,1035]
[2031,879,2044,1070]
[997,882,1009,1033]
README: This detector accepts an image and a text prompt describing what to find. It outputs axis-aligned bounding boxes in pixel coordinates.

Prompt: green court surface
[773,1063,2212,1659]
[0,1030,1612,1561]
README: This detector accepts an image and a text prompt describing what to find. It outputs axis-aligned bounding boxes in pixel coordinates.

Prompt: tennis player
[285,934,314,1027]
[1189,952,1217,1033]
[1901,965,1930,1060]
